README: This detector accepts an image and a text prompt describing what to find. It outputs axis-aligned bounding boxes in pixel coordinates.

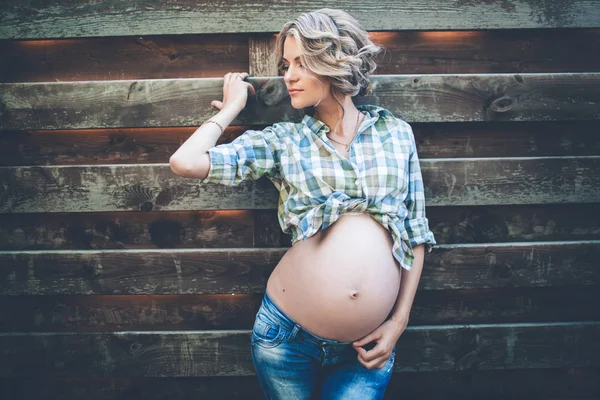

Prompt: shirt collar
[301,104,394,136]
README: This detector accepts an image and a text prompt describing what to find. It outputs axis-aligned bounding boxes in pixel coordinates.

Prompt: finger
[246,82,256,96]
[211,100,223,109]
[362,355,388,370]
[355,346,374,362]
[356,353,386,370]
[356,344,388,362]
[353,334,375,348]
[357,356,369,369]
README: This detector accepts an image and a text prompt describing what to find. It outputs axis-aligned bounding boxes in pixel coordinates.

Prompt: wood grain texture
[2,121,599,166]
[0,287,598,332]
[0,210,258,250]
[1,242,598,295]
[1,157,598,213]
[426,203,600,244]
[3,30,600,83]
[0,34,250,83]
[3,368,600,400]
[1,74,599,130]
[2,203,599,251]
[1,322,598,377]
[248,34,278,77]
[2,0,600,39]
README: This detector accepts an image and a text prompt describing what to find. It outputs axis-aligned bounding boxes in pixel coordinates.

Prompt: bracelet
[203,119,224,135]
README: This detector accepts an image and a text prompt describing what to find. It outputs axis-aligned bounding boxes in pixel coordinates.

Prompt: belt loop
[290,323,301,340]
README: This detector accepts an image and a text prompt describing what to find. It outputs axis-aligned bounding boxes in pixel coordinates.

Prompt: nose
[284,65,299,83]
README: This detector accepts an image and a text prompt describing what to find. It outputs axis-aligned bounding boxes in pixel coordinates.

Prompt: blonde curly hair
[275,8,384,99]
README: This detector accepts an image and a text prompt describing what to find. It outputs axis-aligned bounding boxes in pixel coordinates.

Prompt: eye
[281,64,304,71]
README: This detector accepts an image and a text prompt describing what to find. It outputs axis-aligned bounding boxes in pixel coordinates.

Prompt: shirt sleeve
[198,125,282,186]
[402,122,436,253]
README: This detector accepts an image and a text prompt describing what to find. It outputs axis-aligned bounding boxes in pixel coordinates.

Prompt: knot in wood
[490,96,516,113]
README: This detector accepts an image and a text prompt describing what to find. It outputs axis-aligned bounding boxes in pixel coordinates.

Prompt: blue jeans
[251,290,396,399]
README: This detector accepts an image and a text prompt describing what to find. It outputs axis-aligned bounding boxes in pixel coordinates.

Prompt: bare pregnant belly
[265,212,402,342]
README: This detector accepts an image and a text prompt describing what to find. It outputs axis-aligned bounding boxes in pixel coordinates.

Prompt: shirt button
[355,179,360,185]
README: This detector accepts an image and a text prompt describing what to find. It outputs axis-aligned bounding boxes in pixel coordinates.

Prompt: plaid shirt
[198,104,436,271]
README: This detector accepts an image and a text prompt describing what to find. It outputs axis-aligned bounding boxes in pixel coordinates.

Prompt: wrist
[212,107,241,126]
[390,312,409,330]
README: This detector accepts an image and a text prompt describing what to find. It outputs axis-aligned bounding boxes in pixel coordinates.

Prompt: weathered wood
[2,74,600,130]
[0,210,256,250]
[0,126,250,166]
[1,286,598,332]
[421,156,600,206]
[3,30,600,83]
[2,203,599,251]
[2,121,600,166]
[1,157,598,213]
[1,242,598,295]
[426,203,600,244]
[1,322,598,377]
[372,29,600,75]
[2,0,600,39]
[0,164,276,212]
[411,286,600,325]
[252,211,281,248]
[0,35,249,83]
[248,34,278,77]
[4,368,600,400]
[3,367,600,400]
[413,120,600,158]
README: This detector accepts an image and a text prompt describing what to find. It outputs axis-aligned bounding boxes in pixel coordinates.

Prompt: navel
[350,290,359,299]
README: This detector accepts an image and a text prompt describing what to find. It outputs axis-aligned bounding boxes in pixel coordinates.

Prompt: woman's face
[282,35,331,109]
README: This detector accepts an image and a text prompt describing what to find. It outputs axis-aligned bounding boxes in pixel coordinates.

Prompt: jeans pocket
[251,309,286,348]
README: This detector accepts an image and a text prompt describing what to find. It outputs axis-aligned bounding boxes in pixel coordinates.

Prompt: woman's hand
[211,72,256,113]
[352,316,408,370]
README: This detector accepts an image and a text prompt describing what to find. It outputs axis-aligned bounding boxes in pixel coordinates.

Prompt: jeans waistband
[262,290,354,345]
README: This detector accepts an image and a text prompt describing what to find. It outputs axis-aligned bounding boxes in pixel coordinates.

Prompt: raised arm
[169,72,255,179]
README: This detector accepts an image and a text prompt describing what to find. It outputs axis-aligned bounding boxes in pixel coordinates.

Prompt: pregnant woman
[169,8,436,400]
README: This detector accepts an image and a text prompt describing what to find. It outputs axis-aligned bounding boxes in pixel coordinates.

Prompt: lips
[288,89,303,93]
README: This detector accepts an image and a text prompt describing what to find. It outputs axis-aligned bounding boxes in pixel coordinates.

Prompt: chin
[290,97,315,110]
[290,99,307,109]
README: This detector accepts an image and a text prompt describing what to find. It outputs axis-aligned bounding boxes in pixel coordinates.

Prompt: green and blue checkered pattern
[199,104,436,271]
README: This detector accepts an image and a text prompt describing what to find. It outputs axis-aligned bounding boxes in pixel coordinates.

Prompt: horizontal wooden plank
[3,30,600,83]
[1,287,598,332]
[4,368,600,400]
[1,157,598,213]
[1,74,599,130]
[426,203,600,244]
[0,210,256,250]
[2,0,600,39]
[0,34,250,83]
[422,156,600,206]
[1,322,598,377]
[2,203,599,251]
[1,242,598,295]
[2,121,600,166]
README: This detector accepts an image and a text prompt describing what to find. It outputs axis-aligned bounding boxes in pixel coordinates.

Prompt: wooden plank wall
[1,1,600,398]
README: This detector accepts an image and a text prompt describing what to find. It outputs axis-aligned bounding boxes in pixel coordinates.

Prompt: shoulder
[360,104,414,141]
[266,121,299,137]
[241,122,292,144]
[392,117,414,139]
[360,104,407,132]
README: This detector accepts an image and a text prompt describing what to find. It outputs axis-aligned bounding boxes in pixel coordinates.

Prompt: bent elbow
[169,156,191,176]
[169,153,211,179]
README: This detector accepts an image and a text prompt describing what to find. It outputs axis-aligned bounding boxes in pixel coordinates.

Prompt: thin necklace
[326,111,363,151]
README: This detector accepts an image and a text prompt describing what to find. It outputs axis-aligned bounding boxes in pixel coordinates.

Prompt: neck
[314,95,361,138]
